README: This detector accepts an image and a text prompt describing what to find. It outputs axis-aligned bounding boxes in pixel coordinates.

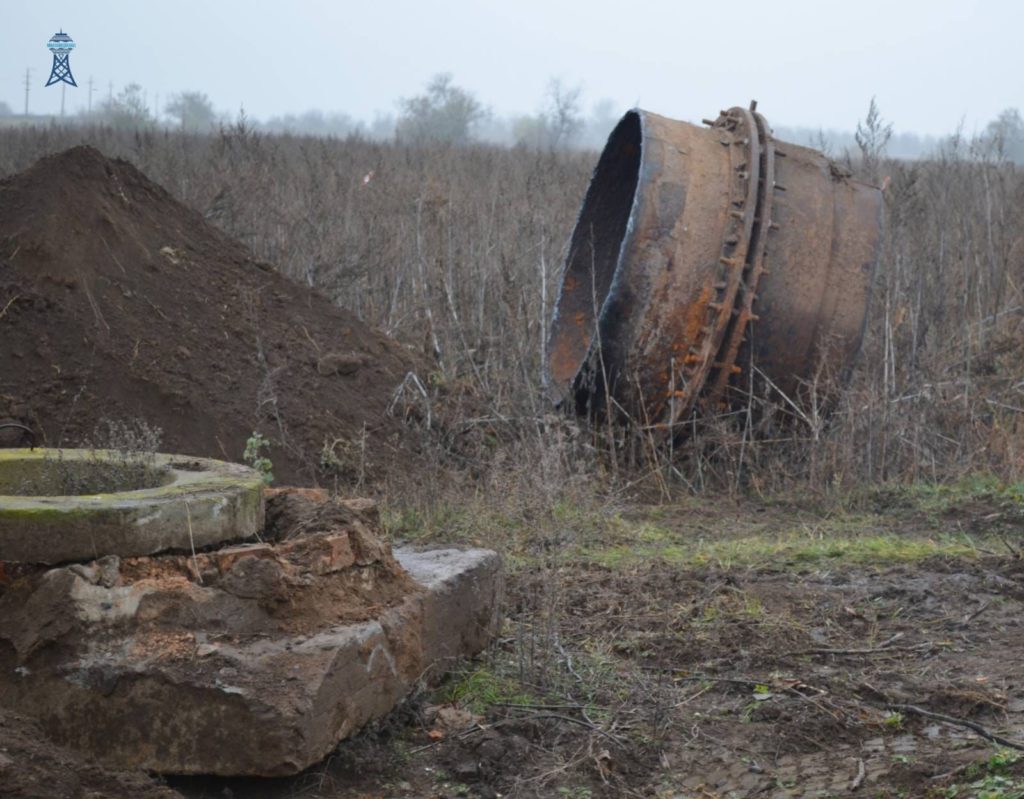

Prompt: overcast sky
[2,0,1021,136]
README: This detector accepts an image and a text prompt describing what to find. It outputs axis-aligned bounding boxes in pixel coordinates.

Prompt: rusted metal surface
[545,103,882,431]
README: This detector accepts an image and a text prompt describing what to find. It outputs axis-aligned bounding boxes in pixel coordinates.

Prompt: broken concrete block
[396,548,506,672]
[278,532,357,575]
[67,554,120,587]
[0,707,182,799]
[217,554,290,601]
[0,548,502,776]
[212,543,275,573]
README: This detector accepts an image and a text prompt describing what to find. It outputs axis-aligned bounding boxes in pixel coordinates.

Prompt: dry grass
[1,123,1022,505]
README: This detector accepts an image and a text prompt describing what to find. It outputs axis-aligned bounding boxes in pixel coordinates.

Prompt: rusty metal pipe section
[546,103,882,430]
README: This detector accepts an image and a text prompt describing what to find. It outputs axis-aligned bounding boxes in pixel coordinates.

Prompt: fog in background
[1,0,1022,159]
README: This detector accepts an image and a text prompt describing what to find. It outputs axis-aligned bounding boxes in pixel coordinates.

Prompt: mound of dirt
[0,146,418,484]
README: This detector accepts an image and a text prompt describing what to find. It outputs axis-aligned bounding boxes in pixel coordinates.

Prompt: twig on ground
[786,633,942,657]
[672,684,713,708]
[667,672,827,698]
[507,712,626,745]
[885,703,1024,751]
[407,721,485,755]
[959,601,992,627]
[408,709,626,755]
[555,639,585,686]
[669,671,846,725]
[387,371,432,429]
[493,702,604,712]
[996,533,1022,558]
[184,501,202,585]
[660,672,766,689]
[786,632,904,656]
[850,757,866,791]
[0,294,20,321]
[678,672,1024,750]
[928,760,975,783]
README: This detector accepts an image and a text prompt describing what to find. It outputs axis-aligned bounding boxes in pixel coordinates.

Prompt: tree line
[1,74,1021,162]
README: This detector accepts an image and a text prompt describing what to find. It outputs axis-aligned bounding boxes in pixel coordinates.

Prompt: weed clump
[16,419,163,496]
[243,431,274,484]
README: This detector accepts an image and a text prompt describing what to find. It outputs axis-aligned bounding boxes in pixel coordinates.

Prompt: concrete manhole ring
[0,448,265,564]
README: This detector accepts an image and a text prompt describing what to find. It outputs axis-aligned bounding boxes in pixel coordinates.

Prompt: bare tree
[981,107,1024,163]
[396,73,486,145]
[97,83,153,129]
[544,78,583,149]
[262,109,360,137]
[166,91,216,132]
[854,96,893,182]
[511,80,585,150]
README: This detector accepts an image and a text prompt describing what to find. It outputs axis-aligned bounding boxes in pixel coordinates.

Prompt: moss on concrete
[0,449,265,564]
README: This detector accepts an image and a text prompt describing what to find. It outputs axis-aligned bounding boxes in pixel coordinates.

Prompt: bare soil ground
[164,481,1024,799]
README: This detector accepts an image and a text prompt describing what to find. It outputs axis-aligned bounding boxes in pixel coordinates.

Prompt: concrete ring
[0,449,265,564]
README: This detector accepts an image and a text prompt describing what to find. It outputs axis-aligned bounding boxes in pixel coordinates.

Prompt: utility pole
[88,76,95,113]
[108,81,113,102]
[23,68,31,116]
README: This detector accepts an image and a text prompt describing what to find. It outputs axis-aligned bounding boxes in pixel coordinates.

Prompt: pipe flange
[666,107,762,426]
[702,104,777,408]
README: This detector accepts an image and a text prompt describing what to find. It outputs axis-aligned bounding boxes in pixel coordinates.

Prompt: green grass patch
[582,530,978,570]
[870,475,1024,517]
[382,493,629,563]
[383,477,1019,574]
[939,748,1024,799]
[440,666,533,714]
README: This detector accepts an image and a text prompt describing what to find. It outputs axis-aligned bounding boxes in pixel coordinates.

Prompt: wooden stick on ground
[887,703,1024,751]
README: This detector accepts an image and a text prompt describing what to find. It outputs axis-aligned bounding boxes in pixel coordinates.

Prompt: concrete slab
[0,546,502,776]
[396,548,506,673]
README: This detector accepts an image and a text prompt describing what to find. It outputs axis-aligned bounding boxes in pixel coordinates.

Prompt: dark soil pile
[0,146,418,484]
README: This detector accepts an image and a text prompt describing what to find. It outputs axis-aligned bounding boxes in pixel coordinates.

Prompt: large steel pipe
[546,104,882,430]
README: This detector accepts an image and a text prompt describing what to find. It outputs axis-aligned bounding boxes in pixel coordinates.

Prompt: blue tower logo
[45,30,77,87]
